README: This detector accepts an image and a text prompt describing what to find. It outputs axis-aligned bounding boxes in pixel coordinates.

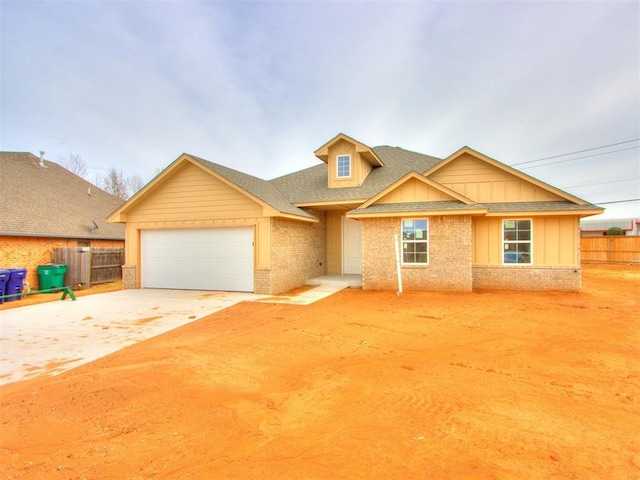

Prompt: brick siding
[472,265,582,292]
[264,210,327,295]
[122,264,137,289]
[362,216,473,292]
[0,236,124,289]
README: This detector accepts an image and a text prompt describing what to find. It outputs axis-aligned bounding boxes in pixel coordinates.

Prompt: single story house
[0,152,125,289]
[108,133,603,294]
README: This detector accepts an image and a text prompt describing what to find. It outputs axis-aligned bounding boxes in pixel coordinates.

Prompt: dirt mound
[1,265,638,479]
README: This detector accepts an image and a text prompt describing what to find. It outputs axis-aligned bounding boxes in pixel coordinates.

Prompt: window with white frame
[503,219,532,264]
[402,219,429,264]
[336,154,351,178]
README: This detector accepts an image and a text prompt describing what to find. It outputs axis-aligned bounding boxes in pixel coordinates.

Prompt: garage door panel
[141,228,254,292]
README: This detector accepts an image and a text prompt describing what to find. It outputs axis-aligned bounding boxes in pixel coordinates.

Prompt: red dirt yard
[1,265,638,479]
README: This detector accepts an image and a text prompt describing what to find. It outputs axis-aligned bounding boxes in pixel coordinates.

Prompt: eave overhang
[313,133,384,167]
[293,199,369,209]
[346,201,488,219]
[108,154,317,224]
[0,231,124,240]
[481,202,604,218]
[425,146,593,206]
[359,171,477,209]
[484,208,605,218]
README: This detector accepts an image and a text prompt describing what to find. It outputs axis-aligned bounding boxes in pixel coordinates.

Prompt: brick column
[121,265,137,289]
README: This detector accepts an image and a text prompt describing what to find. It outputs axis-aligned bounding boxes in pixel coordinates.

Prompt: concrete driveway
[0,289,265,385]
[0,279,353,386]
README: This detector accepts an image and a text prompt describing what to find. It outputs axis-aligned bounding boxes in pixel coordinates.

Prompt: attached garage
[108,153,320,294]
[141,228,254,292]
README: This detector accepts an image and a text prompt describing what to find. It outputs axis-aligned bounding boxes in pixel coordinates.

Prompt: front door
[343,218,363,274]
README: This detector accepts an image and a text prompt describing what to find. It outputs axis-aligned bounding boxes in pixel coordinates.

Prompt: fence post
[609,236,614,264]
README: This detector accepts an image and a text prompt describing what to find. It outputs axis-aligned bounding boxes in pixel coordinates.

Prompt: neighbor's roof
[0,152,125,239]
[270,146,441,205]
[580,217,639,231]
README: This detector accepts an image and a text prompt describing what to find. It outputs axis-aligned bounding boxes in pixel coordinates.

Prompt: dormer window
[337,155,351,178]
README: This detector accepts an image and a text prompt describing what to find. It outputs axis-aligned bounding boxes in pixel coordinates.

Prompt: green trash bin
[37,264,68,293]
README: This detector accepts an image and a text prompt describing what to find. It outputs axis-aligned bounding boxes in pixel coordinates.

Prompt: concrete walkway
[0,280,355,385]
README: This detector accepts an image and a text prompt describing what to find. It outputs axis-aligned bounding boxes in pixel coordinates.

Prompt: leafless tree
[127,174,145,198]
[99,167,129,200]
[63,153,89,179]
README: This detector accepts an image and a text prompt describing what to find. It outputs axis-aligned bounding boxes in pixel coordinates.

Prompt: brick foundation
[473,265,582,292]
[122,265,137,289]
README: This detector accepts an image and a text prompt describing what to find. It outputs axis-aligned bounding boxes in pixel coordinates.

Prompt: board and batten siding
[327,139,373,189]
[472,216,579,266]
[377,178,455,204]
[430,153,564,203]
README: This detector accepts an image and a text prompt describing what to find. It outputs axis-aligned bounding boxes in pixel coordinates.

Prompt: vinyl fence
[52,247,124,288]
[581,236,640,264]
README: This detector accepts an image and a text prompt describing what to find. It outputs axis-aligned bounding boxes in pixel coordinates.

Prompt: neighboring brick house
[0,152,125,289]
[108,133,603,295]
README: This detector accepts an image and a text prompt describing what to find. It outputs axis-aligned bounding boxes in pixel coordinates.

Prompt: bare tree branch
[126,174,145,198]
[63,153,89,179]
[100,167,129,200]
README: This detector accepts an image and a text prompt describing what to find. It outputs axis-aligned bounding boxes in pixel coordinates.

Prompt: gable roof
[270,145,441,206]
[109,154,317,223]
[426,146,592,205]
[189,155,317,220]
[358,171,478,209]
[108,135,603,225]
[0,152,125,239]
[313,133,384,167]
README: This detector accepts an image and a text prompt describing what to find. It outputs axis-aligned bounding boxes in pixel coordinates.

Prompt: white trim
[501,218,533,266]
[336,154,352,178]
[342,217,363,274]
[400,218,429,266]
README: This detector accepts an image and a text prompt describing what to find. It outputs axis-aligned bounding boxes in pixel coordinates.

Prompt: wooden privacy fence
[581,236,640,264]
[52,247,124,288]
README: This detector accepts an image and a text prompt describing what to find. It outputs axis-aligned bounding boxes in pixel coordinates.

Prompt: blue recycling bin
[4,268,26,302]
[0,269,11,304]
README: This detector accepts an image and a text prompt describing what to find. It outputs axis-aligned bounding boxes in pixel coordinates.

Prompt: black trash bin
[5,268,27,302]
[0,269,11,304]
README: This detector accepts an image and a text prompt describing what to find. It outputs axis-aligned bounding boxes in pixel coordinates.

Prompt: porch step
[305,275,363,288]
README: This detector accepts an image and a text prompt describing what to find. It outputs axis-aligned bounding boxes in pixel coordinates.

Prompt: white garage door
[141,228,254,292]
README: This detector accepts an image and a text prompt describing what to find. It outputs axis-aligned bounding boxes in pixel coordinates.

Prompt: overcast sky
[1,0,638,218]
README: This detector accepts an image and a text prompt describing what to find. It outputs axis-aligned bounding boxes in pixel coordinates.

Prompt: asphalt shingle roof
[0,152,125,239]
[189,155,316,219]
[270,146,442,204]
[480,202,599,212]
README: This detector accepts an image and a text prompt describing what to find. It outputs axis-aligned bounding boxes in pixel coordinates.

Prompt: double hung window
[503,219,532,264]
[402,219,429,264]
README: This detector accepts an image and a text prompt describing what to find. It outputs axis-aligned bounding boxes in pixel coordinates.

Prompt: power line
[561,177,640,189]
[518,146,640,170]
[595,198,640,205]
[512,138,640,167]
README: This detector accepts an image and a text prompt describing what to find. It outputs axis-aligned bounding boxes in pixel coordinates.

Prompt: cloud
[1,0,638,217]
